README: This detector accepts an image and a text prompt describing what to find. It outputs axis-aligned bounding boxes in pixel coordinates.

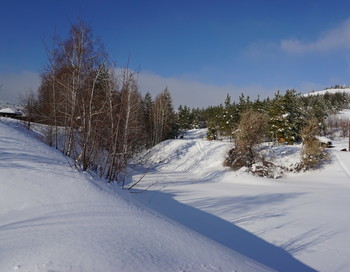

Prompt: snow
[0,119,271,272]
[131,129,350,272]
[304,87,350,96]
[3,117,350,272]
[335,108,350,119]
[0,107,21,114]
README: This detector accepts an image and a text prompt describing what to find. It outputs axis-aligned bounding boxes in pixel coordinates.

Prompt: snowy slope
[131,129,350,272]
[305,87,350,96]
[0,120,272,272]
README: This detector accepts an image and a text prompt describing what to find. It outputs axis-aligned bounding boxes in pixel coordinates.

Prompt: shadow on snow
[134,190,318,272]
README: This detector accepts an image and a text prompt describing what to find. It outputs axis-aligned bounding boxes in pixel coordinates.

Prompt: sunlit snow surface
[132,128,350,272]
[0,119,271,272]
[2,117,350,272]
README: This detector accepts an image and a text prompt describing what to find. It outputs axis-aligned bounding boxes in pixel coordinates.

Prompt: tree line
[22,20,177,182]
[177,89,350,143]
[21,19,350,180]
[177,89,350,175]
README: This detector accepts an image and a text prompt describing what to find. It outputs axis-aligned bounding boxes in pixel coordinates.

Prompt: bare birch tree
[21,19,178,184]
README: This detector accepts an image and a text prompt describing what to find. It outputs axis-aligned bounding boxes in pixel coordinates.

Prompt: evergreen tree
[191,107,206,128]
[178,105,193,130]
[220,94,239,138]
[205,105,224,140]
[142,92,154,148]
[252,95,270,113]
[237,93,252,114]
[269,90,305,144]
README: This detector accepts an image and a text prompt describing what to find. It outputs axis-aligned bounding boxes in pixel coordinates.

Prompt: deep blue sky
[2,0,350,107]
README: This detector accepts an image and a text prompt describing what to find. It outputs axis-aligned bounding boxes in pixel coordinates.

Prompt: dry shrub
[224,110,269,170]
[300,119,327,169]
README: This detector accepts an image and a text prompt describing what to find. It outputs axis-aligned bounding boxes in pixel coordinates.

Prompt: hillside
[305,87,350,96]
[0,119,271,272]
[130,129,350,272]
[2,117,350,271]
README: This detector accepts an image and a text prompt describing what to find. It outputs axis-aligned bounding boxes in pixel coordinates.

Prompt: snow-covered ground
[0,118,272,272]
[334,108,350,119]
[2,118,350,272]
[304,87,350,96]
[131,129,350,272]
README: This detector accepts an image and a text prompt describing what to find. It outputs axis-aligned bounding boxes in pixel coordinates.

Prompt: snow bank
[0,120,271,272]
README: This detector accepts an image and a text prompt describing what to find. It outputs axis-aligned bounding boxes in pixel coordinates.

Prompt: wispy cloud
[0,71,40,104]
[281,18,350,54]
[136,71,270,108]
[0,69,297,109]
[137,71,228,108]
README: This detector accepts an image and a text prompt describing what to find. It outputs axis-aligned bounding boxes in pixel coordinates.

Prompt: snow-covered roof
[0,107,22,115]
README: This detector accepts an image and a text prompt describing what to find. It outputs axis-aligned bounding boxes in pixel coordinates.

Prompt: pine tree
[178,105,193,130]
[205,105,224,140]
[269,90,305,144]
[220,94,236,138]
[142,92,154,148]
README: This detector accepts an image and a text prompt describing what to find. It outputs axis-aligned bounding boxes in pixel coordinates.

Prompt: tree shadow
[134,190,318,272]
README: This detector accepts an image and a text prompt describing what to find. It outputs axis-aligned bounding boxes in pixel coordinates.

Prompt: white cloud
[136,71,270,108]
[0,68,290,109]
[0,71,40,104]
[281,18,350,54]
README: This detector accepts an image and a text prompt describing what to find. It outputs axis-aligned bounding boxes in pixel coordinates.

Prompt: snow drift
[0,119,272,272]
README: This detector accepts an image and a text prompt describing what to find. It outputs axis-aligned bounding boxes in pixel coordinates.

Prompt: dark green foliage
[177,105,206,130]
[204,105,224,140]
[142,92,155,148]
[268,90,305,144]
[207,127,218,140]
[161,88,179,140]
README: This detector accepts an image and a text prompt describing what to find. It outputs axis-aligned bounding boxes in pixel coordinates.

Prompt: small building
[0,107,23,118]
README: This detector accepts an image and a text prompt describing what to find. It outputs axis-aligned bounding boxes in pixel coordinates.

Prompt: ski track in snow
[335,151,350,178]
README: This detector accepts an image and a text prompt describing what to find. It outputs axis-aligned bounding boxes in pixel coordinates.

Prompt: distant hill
[305,87,350,96]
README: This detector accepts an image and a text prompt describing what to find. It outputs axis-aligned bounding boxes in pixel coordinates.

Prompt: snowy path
[0,120,272,272]
[132,130,350,272]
